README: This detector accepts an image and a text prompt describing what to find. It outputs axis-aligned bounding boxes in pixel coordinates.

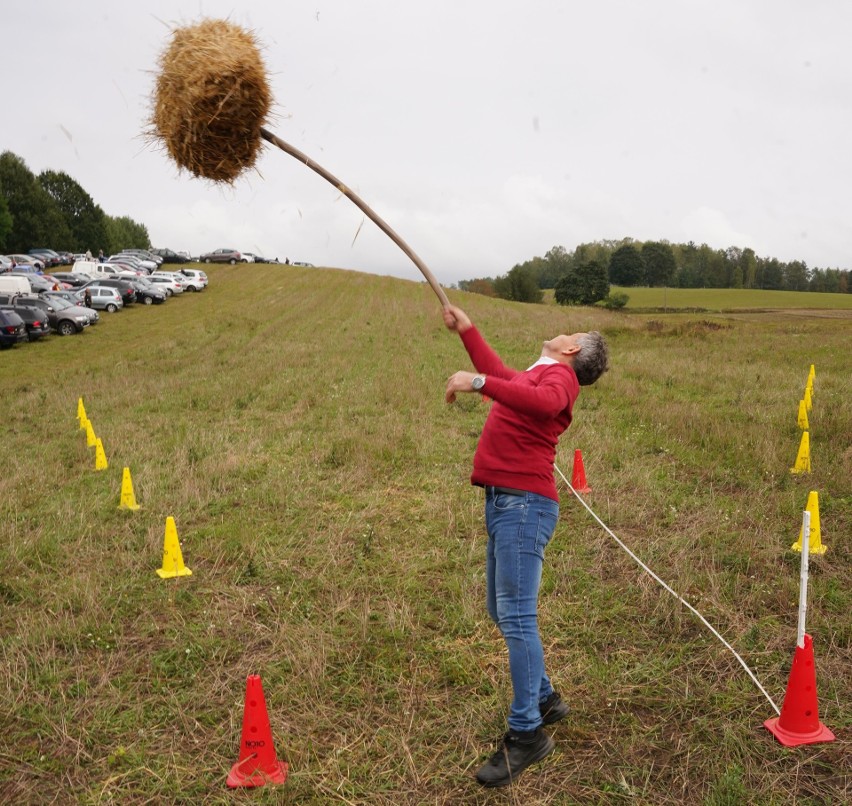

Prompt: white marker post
[796,510,811,649]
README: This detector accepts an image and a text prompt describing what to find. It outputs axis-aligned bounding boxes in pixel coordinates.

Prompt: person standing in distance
[442,303,609,788]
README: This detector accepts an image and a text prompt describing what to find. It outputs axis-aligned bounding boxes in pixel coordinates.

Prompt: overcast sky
[5,1,852,286]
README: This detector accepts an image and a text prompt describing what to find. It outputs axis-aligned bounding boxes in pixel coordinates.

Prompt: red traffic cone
[571,449,591,494]
[764,634,835,747]
[227,675,288,788]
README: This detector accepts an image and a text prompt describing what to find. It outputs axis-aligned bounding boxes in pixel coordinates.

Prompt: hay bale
[150,19,271,183]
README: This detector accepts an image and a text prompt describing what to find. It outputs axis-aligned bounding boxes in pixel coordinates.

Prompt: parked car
[40,291,101,325]
[8,272,52,293]
[0,275,31,294]
[40,274,67,290]
[41,293,100,326]
[147,275,184,296]
[291,261,315,267]
[79,278,136,307]
[105,256,146,276]
[178,268,208,290]
[28,248,62,268]
[126,278,167,305]
[1,255,16,272]
[199,248,242,264]
[8,254,45,271]
[72,286,124,312]
[50,272,90,288]
[151,247,189,264]
[0,302,51,340]
[117,250,159,271]
[6,294,89,335]
[0,309,27,348]
[241,252,257,263]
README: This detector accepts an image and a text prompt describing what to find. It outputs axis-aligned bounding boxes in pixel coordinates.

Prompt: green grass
[0,265,849,803]
[608,285,852,311]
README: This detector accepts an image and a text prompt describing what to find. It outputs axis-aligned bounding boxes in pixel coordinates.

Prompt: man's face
[542,332,587,362]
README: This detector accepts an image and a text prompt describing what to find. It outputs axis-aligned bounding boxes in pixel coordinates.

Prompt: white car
[176,269,208,291]
[148,275,185,295]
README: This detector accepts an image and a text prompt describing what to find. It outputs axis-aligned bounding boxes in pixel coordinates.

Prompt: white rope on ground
[554,463,781,715]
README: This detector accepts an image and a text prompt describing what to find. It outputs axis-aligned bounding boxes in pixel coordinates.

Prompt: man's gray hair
[573,331,609,386]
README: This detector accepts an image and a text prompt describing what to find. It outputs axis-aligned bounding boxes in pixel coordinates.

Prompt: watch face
[472,376,484,391]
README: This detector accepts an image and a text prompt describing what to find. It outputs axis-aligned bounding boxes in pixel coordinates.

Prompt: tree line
[0,151,150,256]
[457,239,850,305]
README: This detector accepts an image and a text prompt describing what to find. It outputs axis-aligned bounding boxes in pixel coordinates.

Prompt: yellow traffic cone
[790,431,811,474]
[118,467,141,511]
[156,517,192,578]
[77,397,87,429]
[804,386,812,413]
[792,491,827,554]
[797,400,809,430]
[808,364,816,384]
[85,419,97,448]
[94,438,108,471]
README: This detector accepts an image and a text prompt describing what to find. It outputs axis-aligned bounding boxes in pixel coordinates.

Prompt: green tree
[103,215,150,254]
[0,191,12,251]
[757,257,784,290]
[38,170,108,253]
[0,151,71,251]
[493,263,544,303]
[554,259,609,305]
[538,246,572,289]
[784,260,809,291]
[641,241,677,287]
[608,244,645,286]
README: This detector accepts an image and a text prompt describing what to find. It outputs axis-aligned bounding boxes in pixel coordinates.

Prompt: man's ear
[561,345,581,357]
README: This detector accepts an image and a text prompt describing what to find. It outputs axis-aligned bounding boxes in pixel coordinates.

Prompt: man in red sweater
[443,303,609,788]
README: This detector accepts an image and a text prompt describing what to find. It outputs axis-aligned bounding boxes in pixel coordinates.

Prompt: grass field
[607,285,852,312]
[1,266,849,804]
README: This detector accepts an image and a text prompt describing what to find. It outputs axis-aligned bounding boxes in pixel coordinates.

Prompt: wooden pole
[260,128,449,307]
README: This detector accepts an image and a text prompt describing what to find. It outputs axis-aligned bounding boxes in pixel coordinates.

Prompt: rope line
[554,463,780,715]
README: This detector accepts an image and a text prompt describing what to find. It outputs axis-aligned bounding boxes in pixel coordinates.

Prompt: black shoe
[475,727,555,788]
[540,692,570,725]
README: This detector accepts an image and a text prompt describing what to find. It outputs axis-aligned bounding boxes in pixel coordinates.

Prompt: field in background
[1,264,849,804]
[608,285,852,312]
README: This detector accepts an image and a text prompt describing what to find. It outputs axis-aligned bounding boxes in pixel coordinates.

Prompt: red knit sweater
[461,326,579,501]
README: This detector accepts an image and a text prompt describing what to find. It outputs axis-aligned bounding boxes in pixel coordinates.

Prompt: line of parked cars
[0,255,209,350]
[196,248,292,265]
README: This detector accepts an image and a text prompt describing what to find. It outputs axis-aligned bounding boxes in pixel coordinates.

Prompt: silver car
[73,286,124,312]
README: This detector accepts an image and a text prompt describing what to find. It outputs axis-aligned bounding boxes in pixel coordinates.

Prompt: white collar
[526,356,559,371]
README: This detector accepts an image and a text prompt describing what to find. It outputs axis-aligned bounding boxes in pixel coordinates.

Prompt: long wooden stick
[260,127,449,307]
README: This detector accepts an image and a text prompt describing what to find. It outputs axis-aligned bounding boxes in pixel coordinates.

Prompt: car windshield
[50,298,73,310]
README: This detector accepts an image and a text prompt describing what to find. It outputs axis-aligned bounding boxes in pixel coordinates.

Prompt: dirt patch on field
[721,308,852,319]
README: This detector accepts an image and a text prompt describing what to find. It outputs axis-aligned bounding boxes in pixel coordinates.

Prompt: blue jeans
[485,488,559,732]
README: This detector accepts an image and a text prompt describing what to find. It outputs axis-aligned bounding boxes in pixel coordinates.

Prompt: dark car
[0,309,27,349]
[50,272,90,288]
[41,291,100,325]
[79,278,136,307]
[126,278,167,305]
[28,248,63,268]
[151,248,190,264]
[0,303,51,341]
[6,294,89,335]
[199,248,242,264]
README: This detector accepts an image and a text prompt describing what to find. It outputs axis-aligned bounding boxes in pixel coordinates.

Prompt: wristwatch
[471,375,486,391]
